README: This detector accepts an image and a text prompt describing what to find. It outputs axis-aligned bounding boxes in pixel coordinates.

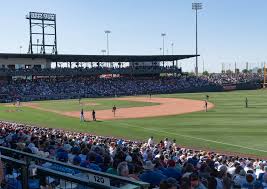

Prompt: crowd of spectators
[206,73,262,86]
[0,121,266,189]
[0,72,263,103]
[0,76,221,102]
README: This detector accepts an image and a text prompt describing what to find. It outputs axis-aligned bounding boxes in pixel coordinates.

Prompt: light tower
[192,2,203,76]
[104,30,111,55]
[101,49,106,55]
[161,33,166,55]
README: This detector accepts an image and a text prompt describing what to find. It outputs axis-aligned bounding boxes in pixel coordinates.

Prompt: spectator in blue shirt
[139,160,167,187]
[162,160,181,180]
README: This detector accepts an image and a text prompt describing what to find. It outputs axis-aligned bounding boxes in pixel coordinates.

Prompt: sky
[0,0,267,72]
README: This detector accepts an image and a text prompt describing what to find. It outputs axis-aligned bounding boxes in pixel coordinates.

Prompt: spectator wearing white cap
[147,136,154,147]
[164,138,171,149]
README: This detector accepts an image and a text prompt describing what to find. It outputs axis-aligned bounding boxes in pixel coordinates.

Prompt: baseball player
[204,100,208,112]
[80,108,84,122]
[92,110,96,121]
[112,105,117,117]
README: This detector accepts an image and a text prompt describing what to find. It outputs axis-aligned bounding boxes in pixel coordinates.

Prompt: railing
[0,146,149,189]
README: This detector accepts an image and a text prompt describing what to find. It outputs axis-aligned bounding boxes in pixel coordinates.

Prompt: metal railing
[0,146,149,189]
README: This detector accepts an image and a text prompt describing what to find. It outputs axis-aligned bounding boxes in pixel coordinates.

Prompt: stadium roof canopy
[0,53,198,62]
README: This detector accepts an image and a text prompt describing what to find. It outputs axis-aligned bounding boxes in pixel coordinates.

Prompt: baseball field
[1,89,267,158]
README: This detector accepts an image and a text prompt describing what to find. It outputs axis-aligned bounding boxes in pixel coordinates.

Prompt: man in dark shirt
[112,105,117,117]
[92,110,96,121]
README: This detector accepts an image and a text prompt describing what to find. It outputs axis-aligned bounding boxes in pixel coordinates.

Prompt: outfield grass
[0,90,267,157]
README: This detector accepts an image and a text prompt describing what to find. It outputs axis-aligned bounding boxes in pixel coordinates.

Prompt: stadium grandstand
[0,52,263,103]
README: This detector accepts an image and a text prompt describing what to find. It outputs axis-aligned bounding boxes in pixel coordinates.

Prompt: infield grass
[0,89,267,157]
[31,98,159,111]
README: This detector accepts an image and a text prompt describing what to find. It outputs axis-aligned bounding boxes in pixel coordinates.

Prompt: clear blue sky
[0,0,267,72]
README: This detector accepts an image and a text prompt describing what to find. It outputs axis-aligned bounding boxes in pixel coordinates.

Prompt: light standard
[19,46,22,54]
[104,30,111,55]
[171,42,174,55]
[101,49,106,55]
[192,2,203,76]
[36,39,39,54]
[161,33,166,55]
[159,48,162,55]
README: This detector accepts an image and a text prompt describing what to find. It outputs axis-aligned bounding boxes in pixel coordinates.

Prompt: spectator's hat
[31,147,39,154]
[172,156,179,162]
[239,169,246,176]
[64,144,72,152]
[155,154,161,159]
[28,143,35,148]
[218,165,228,173]
[125,155,132,162]
[143,160,155,170]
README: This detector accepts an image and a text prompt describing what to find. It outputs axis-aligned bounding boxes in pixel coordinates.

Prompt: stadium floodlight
[101,49,106,55]
[19,46,22,54]
[161,33,166,55]
[192,2,202,10]
[104,30,111,55]
[192,2,203,76]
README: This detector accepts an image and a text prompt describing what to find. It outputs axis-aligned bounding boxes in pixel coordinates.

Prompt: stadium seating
[0,73,262,103]
[0,121,266,189]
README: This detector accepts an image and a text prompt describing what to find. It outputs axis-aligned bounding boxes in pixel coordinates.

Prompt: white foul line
[119,122,267,153]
